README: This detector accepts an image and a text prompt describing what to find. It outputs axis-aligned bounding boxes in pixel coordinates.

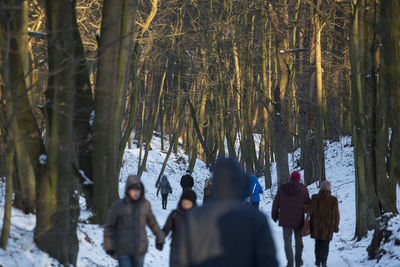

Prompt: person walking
[171,157,278,267]
[244,175,263,209]
[203,178,213,204]
[308,181,340,267]
[180,170,194,191]
[104,175,165,267]
[157,175,173,210]
[272,171,310,267]
[163,189,197,260]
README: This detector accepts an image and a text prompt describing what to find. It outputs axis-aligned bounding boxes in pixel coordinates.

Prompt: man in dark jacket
[171,157,278,267]
[180,170,194,191]
[104,175,165,267]
[308,181,339,267]
[272,171,310,267]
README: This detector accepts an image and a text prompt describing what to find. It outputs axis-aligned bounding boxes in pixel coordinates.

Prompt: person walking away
[104,175,165,267]
[244,175,263,209]
[203,178,213,204]
[163,189,197,261]
[272,171,310,267]
[157,175,173,209]
[308,181,339,267]
[171,157,278,267]
[180,170,194,191]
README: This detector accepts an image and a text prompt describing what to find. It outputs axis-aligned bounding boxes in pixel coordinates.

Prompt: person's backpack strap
[251,183,257,194]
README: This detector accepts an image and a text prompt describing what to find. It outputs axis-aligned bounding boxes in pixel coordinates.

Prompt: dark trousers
[251,202,259,209]
[283,227,303,267]
[315,239,330,266]
[162,193,168,209]
[117,254,145,267]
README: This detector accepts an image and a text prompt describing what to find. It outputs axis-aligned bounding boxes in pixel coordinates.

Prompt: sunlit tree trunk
[35,0,79,264]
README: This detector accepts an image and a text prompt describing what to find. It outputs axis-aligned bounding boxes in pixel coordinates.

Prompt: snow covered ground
[1,136,400,266]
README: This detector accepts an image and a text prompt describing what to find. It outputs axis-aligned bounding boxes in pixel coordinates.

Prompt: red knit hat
[290,171,301,181]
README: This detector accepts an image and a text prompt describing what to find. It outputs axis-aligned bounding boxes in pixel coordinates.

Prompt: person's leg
[315,240,321,266]
[117,254,133,267]
[294,228,304,266]
[251,202,259,209]
[132,255,145,267]
[283,227,294,267]
[162,194,167,209]
[321,240,330,266]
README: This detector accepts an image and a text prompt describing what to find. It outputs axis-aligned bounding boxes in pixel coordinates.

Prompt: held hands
[106,249,115,258]
[156,242,164,251]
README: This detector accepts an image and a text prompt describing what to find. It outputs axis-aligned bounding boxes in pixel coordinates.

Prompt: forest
[0,0,400,266]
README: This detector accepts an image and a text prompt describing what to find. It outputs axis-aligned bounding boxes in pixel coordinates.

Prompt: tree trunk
[265,0,290,185]
[92,0,139,223]
[350,0,381,238]
[35,0,79,264]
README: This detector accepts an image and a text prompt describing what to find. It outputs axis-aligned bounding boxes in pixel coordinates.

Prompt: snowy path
[1,136,399,266]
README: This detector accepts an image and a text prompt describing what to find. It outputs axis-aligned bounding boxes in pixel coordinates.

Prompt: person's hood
[211,157,250,200]
[250,175,258,184]
[125,174,145,201]
[281,180,301,196]
[161,175,168,182]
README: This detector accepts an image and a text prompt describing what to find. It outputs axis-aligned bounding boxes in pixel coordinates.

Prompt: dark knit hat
[290,171,301,181]
[181,189,197,203]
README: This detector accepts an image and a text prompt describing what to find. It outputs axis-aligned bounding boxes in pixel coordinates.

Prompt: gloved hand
[156,242,164,251]
[106,249,115,257]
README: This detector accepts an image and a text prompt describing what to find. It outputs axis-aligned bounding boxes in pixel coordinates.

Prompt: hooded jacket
[271,180,310,229]
[170,158,278,267]
[245,175,263,203]
[104,175,165,256]
[158,175,173,195]
[308,190,340,240]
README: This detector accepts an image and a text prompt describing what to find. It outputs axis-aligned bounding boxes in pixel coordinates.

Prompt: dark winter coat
[308,190,340,241]
[245,175,263,203]
[157,176,173,196]
[271,180,310,230]
[180,174,194,190]
[104,175,165,256]
[203,179,213,203]
[163,209,185,248]
[170,158,278,267]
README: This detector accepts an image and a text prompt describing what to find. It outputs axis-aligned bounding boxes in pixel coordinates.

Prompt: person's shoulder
[109,198,124,213]
[329,194,339,202]
[111,198,124,207]
[141,198,152,209]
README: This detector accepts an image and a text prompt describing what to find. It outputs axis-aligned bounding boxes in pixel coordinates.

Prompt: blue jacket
[246,175,263,203]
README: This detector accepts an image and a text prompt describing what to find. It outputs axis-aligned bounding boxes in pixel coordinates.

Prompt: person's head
[186,170,191,175]
[125,175,144,201]
[162,175,167,181]
[211,157,249,200]
[250,175,258,184]
[320,181,332,192]
[290,171,301,182]
[180,189,197,210]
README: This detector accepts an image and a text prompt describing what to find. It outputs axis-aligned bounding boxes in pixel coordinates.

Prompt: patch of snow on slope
[1,136,400,266]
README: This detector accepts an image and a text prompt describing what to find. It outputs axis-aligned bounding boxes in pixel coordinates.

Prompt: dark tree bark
[92,0,139,223]
[35,0,79,264]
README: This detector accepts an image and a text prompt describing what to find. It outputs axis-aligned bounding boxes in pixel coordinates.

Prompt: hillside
[0,136,399,266]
